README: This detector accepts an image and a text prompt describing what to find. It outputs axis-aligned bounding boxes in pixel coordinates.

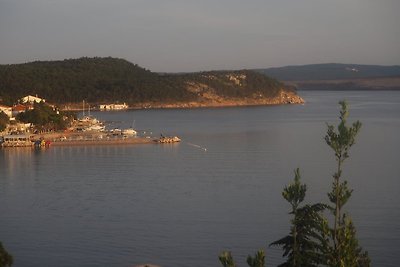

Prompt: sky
[0,0,399,72]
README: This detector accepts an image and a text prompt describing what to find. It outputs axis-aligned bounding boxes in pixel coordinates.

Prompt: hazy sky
[0,0,399,72]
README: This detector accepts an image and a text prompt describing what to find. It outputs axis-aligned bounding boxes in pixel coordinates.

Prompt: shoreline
[59,91,305,111]
[34,131,159,147]
[0,131,160,148]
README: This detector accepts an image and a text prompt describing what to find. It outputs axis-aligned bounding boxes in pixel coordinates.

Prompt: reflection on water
[1,147,40,181]
[1,91,400,267]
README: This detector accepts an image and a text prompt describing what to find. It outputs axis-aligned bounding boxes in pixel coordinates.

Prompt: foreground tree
[270,169,326,267]
[271,101,369,267]
[219,101,369,267]
[219,251,236,267]
[324,101,370,266]
[219,250,266,267]
[0,242,13,267]
[247,250,266,267]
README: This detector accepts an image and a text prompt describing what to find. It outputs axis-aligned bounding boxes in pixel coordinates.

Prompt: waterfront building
[0,104,12,118]
[12,104,28,117]
[99,103,128,110]
[21,95,46,104]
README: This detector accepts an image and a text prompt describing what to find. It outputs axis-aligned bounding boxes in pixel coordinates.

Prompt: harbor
[1,115,180,148]
[0,97,181,148]
[0,131,180,148]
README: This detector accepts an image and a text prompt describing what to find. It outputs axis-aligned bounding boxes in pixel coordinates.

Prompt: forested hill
[0,57,302,107]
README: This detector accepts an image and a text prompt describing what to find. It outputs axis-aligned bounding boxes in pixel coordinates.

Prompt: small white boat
[87,125,106,132]
[122,128,137,136]
[111,128,122,135]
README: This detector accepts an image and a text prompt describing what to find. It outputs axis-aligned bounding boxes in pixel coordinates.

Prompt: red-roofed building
[0,104,12,118]
[12,104,29,117]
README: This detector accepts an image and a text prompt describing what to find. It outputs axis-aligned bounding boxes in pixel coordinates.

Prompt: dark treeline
[0,57,286,106]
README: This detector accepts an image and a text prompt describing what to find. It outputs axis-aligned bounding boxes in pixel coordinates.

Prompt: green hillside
[0,57,292,106]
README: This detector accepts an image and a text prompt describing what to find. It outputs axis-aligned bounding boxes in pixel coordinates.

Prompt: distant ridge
[255,63,400,81]
[255,63,400,91]
[0,57,303,107]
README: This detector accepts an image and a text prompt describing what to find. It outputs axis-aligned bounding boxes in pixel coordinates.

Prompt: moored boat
[122,128,137,136]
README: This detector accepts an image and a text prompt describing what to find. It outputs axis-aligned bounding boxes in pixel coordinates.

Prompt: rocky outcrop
[129,72,304,109]
[129,89,304,109]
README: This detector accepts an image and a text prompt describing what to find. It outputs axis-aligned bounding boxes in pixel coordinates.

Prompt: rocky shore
[61,90,304,111]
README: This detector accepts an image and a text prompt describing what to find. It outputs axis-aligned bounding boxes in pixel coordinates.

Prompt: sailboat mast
[82,100,85,117]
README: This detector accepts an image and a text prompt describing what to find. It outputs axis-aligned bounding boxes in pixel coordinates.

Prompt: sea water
[1,91,399,266]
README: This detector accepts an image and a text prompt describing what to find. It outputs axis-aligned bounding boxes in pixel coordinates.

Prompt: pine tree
[218,101,370,267]
[219,251,236,267]
[324,101,370,267]
[270,168,326,266]
[246,250,266,267]
[0,242,13,267]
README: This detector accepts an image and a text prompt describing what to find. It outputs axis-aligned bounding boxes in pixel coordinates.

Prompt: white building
[99,103,128,110]
[21,95,46,104]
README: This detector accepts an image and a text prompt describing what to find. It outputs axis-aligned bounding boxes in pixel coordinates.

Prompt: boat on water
[75,101,106,132]
[87,124,106,132]
[111,128,122,135]
[122,120,137,136]
[122,128,137,136]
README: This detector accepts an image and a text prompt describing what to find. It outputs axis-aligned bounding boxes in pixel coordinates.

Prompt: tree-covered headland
[0,57,299,106]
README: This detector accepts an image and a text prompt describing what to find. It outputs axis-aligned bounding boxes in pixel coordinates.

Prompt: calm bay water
[1,91,399,266]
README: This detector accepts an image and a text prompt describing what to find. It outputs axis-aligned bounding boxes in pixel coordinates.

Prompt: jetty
[50,136,154,146]
[155,136,181,143]
[0,131,181,148]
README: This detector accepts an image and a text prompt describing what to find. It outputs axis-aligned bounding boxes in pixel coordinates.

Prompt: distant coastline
[285,76,400,91]
[255,63,400,91]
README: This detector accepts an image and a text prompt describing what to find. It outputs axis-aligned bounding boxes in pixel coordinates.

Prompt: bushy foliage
[323,101,370,266]
[0,242,13,267]
[270,169,327,267]
[219,251,236,267]
[247,250,266,267]
[16,102,72,131]
[0,111,9,131]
